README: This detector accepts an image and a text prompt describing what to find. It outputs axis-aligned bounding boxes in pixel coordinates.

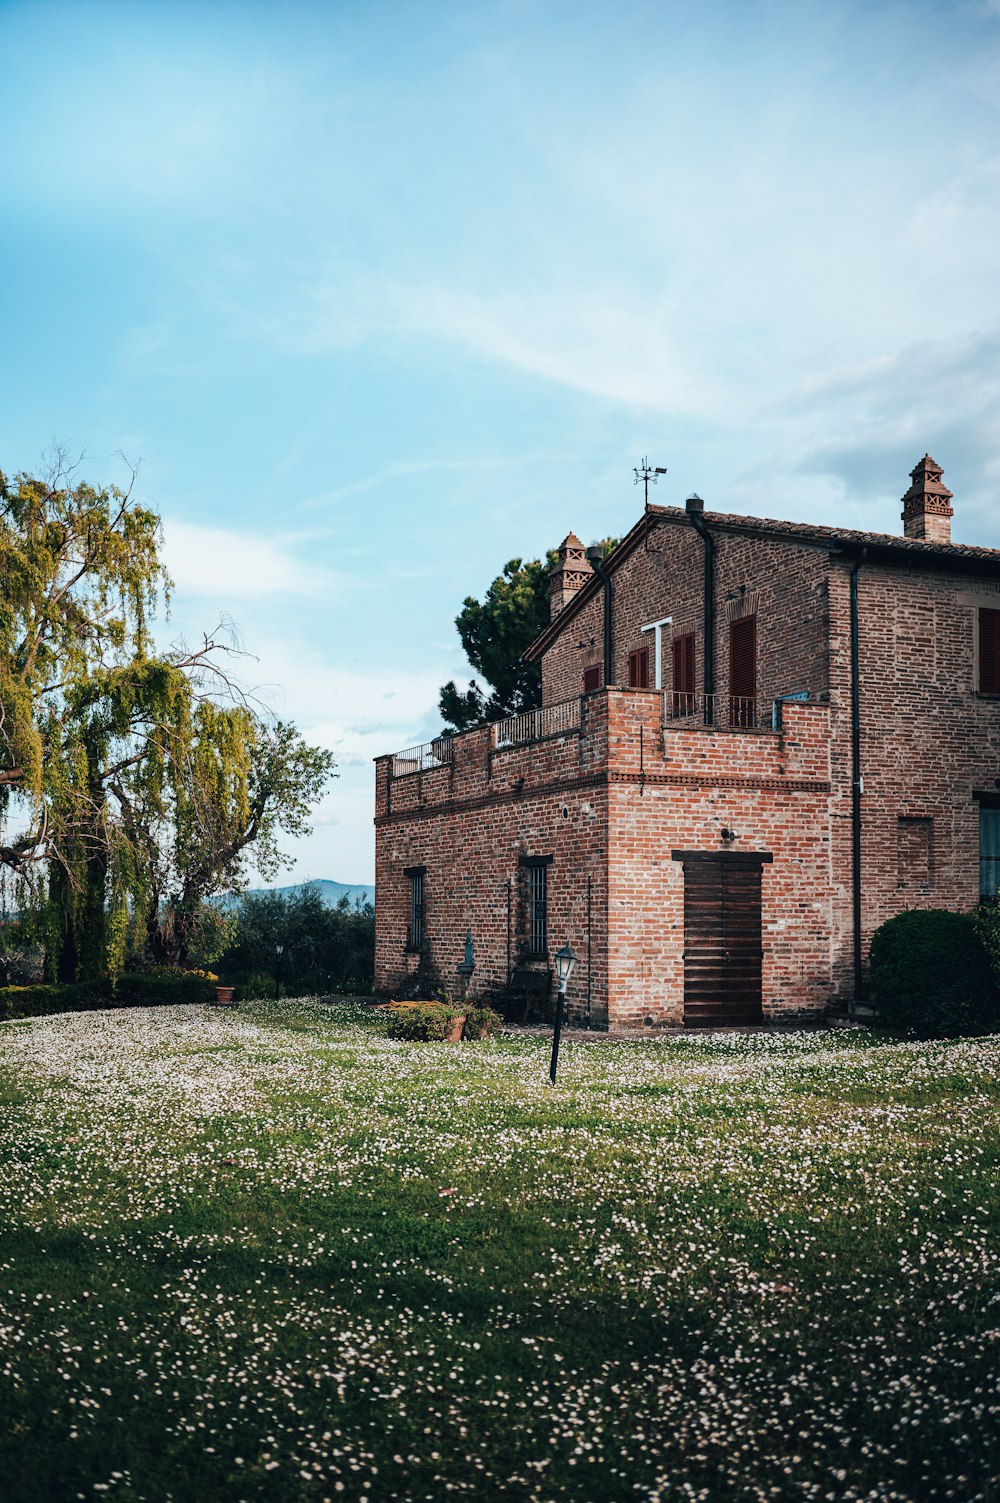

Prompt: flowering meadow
[0,1002,997,1503]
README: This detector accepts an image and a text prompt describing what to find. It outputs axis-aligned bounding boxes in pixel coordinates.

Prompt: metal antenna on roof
[634,456,667,508]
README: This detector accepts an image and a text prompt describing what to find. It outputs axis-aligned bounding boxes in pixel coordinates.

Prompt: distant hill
[215,879,375,911]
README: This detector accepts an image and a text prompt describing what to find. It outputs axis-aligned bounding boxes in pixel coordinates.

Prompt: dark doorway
[672,851,772,1026]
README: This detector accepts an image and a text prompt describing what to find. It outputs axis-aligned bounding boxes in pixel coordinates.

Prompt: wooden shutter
[729,617,756,726]
[671,633,696,713]
[981,609,1000,693]
[628,648,649,688]
[583,664,601,693]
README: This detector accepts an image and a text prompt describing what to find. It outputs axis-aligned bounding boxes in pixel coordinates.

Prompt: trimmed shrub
[114,970,216,1007]
[386,1001,461,1041]
[869,909,1000,1038]
[0,982,104,1022]
[0,969,217,1023]
[463,1006,504,1040]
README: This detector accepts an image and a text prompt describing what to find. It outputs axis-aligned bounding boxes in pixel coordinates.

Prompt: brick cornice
[376,767,829,824]
[375,771,608,825]
[608,771,830,793]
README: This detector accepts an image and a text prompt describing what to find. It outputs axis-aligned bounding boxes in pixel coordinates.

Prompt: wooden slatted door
[676,852,771,1026]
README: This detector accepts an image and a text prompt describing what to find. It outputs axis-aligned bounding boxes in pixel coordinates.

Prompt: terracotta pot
[214,985,235,1006]
[444,1014,466,1041]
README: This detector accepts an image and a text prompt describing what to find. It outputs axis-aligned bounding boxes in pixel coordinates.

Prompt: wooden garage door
[675,852,771,1026]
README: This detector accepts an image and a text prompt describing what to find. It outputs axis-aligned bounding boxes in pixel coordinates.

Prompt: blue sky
[3,0,999,884]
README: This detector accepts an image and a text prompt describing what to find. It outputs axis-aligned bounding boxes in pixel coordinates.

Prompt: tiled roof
[661,506,1000,565]
[524,503,1000,661]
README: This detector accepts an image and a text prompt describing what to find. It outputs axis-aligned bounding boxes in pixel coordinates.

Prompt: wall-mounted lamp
[721,828,738,844]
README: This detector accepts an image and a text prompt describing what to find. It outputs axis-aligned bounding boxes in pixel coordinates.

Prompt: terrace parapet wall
[376,689,831,822]
[375,694,610,825]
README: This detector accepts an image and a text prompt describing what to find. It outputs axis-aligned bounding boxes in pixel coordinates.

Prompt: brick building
[374,457,1000,1028]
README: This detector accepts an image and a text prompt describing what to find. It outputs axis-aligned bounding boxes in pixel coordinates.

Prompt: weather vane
[634,456,667,506]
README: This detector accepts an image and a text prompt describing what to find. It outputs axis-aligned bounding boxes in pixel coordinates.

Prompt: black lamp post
[274,941,284,1002]
[549,942,577,1087]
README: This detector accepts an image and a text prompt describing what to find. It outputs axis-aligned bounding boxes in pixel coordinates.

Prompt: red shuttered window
[582,664,602,693]
[672,632,696,714]
[729,617,756,727]
[981,608,1000,693]
[628,647,649,688]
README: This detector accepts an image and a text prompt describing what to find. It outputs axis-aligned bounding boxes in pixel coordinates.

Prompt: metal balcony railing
[662,692,772,732]
[492,696,582,749]
[391,736,454,778]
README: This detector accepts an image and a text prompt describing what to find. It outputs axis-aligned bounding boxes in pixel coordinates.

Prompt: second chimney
[901,455,953,545]
[548,532,593,619]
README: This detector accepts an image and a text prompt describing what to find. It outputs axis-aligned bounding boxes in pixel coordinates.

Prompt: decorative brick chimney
[548,532,593,619]
[901,455,953,545]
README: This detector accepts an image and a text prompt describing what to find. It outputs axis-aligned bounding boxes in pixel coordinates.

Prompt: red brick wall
[602,692,834,1027]
[540,516,830,713]
[839,562,1000,983]
[375,691,835,1028]
[375,703,611,1024]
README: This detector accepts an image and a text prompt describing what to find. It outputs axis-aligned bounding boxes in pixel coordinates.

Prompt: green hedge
[869,909,1000,1039]
[0,970,216,1023]
[115,971,216,1007]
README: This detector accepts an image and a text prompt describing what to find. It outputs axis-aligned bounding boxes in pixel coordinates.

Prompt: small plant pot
[214,986,236,1006]
[444,1014,466,1042]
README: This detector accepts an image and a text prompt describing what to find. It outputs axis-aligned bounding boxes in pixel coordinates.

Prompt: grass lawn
[0,1002,997,1503]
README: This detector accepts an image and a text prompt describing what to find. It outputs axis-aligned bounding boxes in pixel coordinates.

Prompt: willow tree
[0,459,334,981]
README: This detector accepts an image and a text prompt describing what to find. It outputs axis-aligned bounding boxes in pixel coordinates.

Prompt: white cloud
[161,519,335,601]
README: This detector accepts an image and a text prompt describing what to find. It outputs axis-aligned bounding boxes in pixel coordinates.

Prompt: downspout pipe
[685,495,715,724]
[586,543,614,688]
[849,548,868,1007]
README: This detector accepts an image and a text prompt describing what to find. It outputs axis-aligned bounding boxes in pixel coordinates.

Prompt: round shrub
[386,1001,459,1041]
[869,909,1000,1038]
[462,1006,504,1040]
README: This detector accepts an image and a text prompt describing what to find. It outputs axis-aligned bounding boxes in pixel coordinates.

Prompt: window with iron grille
[582,663,601,693]
[628,647,649,688]
[672,632,696,713]
[519,855,551,955]
[980,608,1000,693]
[404,866,425,949]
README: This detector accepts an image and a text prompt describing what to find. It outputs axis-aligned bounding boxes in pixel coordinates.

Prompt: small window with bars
[628,647,649,688]
[519,855,551,956]
[980,608,1000,694]
[404,866,425,949]
[672,632,696,714]
[582,663,602,693]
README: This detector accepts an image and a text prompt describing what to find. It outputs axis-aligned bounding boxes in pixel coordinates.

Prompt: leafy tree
[438,540,619,733]
[219,885,374,996]
[0,457,335,981]
[111,710,335,970]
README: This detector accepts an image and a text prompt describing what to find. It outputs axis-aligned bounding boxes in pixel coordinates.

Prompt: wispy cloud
[162,520,336,601]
